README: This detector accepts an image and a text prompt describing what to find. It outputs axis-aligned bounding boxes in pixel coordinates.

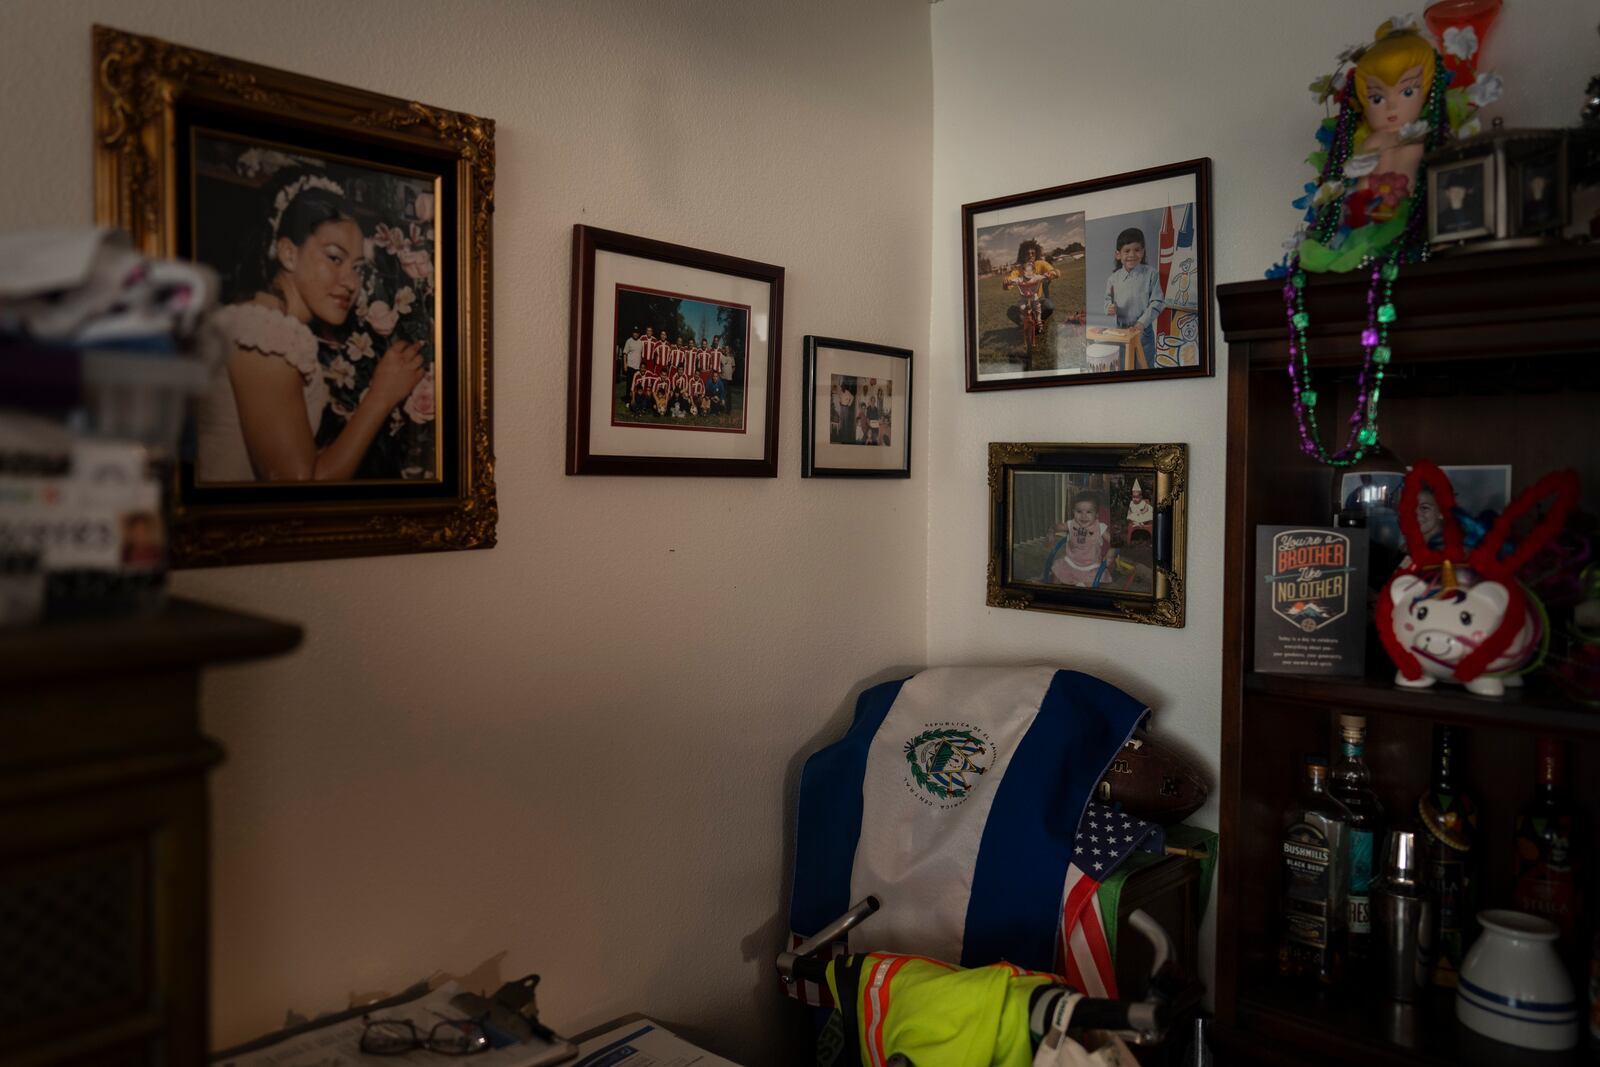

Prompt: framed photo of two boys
[962,158,1213,392]
[93,26,496,566]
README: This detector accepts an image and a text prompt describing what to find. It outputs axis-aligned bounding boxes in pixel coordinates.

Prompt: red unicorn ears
[1397,461,1462,569]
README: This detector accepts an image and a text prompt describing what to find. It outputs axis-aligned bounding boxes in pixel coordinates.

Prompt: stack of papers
[572,1020,743,1067]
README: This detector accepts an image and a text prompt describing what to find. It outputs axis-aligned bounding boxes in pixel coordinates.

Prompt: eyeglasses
[359,1014,491,1056]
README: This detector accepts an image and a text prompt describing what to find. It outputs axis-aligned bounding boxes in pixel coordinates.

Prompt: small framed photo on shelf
[1430,156,1494,242]
[961,158,1212,392]
[801,337,911,478]
[567,225,783,476]
[987,442,1186,626]
[93,26,497,567]
[1441,464,1512,519]
[1515,150,1565,233]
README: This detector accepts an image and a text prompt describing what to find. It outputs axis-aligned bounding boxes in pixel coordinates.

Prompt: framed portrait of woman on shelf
[961,158,1213,392]
[801,336,911,478]
[93,26,496,566]
[566,225,783,477]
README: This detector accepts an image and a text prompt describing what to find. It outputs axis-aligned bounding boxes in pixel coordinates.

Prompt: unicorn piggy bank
[1386,570,1542,697]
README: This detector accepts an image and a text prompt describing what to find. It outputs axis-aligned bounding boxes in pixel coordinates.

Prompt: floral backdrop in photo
[325,202,438,480]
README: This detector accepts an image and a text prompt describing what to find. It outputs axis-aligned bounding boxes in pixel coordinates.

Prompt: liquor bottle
[1329,713,1385,974]
[1280,754,1353,984]
[1513,738,1583,952]
[1418,724,1479,988]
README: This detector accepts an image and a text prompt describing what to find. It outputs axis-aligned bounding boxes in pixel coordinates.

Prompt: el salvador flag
[789,667,1149,977]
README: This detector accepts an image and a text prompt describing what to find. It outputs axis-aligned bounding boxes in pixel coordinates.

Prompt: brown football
[1095,731,1208,825]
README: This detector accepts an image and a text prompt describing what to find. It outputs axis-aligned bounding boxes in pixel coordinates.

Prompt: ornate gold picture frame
[987,442,1186,626]
[94,26,496,566]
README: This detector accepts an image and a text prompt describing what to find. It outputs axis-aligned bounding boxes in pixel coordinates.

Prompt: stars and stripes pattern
[785,931,848,1007]
[1058,802,1164,999]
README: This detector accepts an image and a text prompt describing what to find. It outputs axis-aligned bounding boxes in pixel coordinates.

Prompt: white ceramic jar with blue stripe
[1456,910,1579,1051]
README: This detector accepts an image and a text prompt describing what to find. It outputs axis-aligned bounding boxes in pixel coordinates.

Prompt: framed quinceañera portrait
[988,442,1187,626]
[962,159,1213,392]
[567,226,783,476]
[93,26,496,566]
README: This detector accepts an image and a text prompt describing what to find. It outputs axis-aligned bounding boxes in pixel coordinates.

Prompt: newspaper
[572,1020,742,1067]
[212,982,575,1067]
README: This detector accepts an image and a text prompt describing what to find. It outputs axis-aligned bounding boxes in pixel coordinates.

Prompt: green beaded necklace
[1284,51,1447,467]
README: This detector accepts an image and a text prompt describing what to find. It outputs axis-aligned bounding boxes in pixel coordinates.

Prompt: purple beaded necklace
[1282,53,1446,468]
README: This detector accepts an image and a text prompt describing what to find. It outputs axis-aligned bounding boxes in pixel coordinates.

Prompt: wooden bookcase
[1213,244,1600,1066]
[0,598,301,1066]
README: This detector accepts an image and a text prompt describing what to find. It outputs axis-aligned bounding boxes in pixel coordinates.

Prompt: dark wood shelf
[1,595,302,1066]
[1216,242,1600,1066]
[0,595,302,683]
[1232,978,1582,1067]
[1245,671,1600,737]
[1216,244,1600,368]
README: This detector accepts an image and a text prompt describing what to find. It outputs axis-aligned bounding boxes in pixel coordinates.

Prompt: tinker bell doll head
[1350,26,1436,149]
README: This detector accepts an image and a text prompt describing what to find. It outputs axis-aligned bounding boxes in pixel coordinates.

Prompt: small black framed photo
[1514,152,1563,233]
[801,337,911,478]
[1430,156,1493,242]
[987,442,1187,626]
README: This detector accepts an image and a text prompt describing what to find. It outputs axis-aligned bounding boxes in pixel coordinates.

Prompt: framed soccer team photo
[987,442,1187,626]
[961,158,1213,392]
[93,26,497,567]
[801,336,912,478]
[567,226,783,476]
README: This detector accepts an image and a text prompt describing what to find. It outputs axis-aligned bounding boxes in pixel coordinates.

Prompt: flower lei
[1277,17,1497,468]
[269,174,344,238]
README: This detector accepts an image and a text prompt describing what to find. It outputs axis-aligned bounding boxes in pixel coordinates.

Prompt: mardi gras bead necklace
[1283,50,1449,467]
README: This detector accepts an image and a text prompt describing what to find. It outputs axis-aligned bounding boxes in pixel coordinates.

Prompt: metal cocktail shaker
[1377,829,1433,1002]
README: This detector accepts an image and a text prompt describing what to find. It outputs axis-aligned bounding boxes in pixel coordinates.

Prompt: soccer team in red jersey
[619,325,736,419]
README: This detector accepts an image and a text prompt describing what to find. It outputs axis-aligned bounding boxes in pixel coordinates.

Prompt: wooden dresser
[0,598,301,1067]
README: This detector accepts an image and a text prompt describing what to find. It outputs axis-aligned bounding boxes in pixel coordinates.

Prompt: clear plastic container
[76,349,216,452]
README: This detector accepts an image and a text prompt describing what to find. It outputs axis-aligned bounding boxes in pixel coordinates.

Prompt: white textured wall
[0,2,931,1061]
[6,0,1593,1056]
[930,0,1596,998]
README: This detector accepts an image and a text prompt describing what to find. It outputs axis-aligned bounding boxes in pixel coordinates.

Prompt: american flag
[1058,803,1165,999]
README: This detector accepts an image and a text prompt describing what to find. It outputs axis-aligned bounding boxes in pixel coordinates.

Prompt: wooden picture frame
[566,225,783,477]
[1430,154,1495,244]
[801,336,911,478]
[93,26,496,567]
[987,442,1187,626]
[962,158,1213,392]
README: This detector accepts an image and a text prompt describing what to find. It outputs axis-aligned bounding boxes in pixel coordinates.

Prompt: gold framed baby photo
[987,442,1187,626]
[961,159,1213,392]
[93,26,496,566]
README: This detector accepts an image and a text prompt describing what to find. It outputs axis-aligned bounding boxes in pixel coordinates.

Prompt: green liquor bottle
[1330,714,1385,975]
